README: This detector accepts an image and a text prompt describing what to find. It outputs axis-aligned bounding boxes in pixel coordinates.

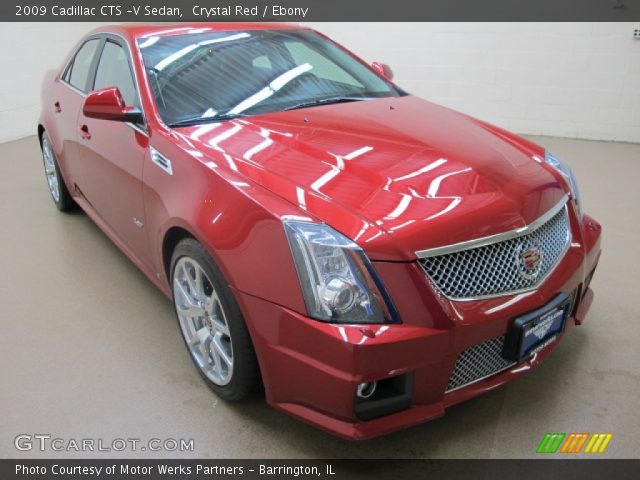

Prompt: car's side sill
[72,194,172,300]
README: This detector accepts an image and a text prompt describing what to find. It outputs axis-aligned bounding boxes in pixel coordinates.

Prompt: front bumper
[235,214,601,440]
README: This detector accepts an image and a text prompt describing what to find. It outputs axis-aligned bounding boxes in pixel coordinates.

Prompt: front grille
[418,204,570,300]
[446,335,515,392]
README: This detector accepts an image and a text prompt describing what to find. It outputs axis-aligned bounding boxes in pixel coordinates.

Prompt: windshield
[137,29,402,126]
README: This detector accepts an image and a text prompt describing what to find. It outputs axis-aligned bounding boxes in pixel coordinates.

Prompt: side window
[94,41,137,107]
[67,39,100,92]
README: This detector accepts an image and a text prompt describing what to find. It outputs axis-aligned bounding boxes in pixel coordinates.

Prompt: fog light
[356,381,377,399]
[354,373,414,421]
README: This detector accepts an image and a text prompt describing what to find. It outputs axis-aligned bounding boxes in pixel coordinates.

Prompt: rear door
[74,36,152,265]
[50,37,102,186]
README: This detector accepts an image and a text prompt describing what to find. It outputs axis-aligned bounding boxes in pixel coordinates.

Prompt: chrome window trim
[103,32,149,137]
[60,36,102,94]
[60,80,87,98]
[126,122,148,136]
[58,31,150,138]
[416,194,569,259]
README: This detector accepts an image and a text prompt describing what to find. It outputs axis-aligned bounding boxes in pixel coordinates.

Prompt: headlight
[284,221,396,324]
[544,150,583,221]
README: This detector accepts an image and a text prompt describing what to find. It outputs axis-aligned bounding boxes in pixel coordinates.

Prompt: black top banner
[3,0,640,22]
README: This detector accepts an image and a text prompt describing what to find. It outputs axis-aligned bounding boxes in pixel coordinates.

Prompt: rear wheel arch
[37,124,45,146]
[39,130,76,211]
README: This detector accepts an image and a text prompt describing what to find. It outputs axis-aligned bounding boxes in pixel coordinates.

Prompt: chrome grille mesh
[446,335,515,392]
[418,206,570,300]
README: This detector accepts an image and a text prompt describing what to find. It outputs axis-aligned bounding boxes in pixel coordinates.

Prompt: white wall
[0,22,104,143]
[0,22,638,144]
[308,22,640,142]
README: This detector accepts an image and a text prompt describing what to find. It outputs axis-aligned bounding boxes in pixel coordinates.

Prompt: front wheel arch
[170,237,261,399]
[162,226,195,284]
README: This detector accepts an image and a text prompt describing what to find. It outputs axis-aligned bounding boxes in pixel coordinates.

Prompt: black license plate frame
[502,293,570,362]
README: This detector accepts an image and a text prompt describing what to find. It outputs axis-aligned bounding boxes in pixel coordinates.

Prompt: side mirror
[83,87,143,123]
[371,62,394,81]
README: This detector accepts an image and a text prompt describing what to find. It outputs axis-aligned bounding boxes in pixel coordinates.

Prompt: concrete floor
[0,135,638,459]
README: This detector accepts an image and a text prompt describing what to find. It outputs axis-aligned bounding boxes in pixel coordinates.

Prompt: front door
[74,37,151,266]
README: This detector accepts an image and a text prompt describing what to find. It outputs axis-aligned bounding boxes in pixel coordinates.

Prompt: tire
[40,132,76,211]
[170,238,259,400]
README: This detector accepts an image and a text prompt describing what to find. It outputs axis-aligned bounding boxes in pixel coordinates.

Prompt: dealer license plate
[519,306,566,358]
[502,293,570,362]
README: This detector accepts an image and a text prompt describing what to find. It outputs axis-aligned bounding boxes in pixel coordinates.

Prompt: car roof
[87,23,307,42]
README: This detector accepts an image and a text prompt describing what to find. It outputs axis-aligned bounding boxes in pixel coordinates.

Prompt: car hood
[177,96,566,261]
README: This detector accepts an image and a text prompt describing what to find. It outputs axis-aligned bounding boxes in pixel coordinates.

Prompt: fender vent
[150,147,173,175]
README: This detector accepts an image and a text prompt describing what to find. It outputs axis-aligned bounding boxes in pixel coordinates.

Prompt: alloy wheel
[42,137,60,202]
[173,256,234,386]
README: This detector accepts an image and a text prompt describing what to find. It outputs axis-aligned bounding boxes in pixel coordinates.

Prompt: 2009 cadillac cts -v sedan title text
[38,23,601,439]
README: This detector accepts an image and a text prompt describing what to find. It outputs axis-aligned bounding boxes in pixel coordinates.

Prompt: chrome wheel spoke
[175,281,205,317]
[189,333,201,347]
[212,316,230,336]
[195,327,213,370]
[205,291,230,336]
[194,266,205,298]
[212,333,233,368]
[209,341,224,377]
[203,289,219,314]
[196,326,210,345]
[185,261,204,299]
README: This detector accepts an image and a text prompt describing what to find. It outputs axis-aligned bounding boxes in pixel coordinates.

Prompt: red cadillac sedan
[38,23,601,440]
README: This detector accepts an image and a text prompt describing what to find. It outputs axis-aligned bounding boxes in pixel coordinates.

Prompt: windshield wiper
[283,96,373,112]
[167,112,247,128]
[168,97,373,127]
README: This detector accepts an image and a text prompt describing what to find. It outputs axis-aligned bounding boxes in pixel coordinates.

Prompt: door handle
[54,101,61,113]
[79,124,91,140]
